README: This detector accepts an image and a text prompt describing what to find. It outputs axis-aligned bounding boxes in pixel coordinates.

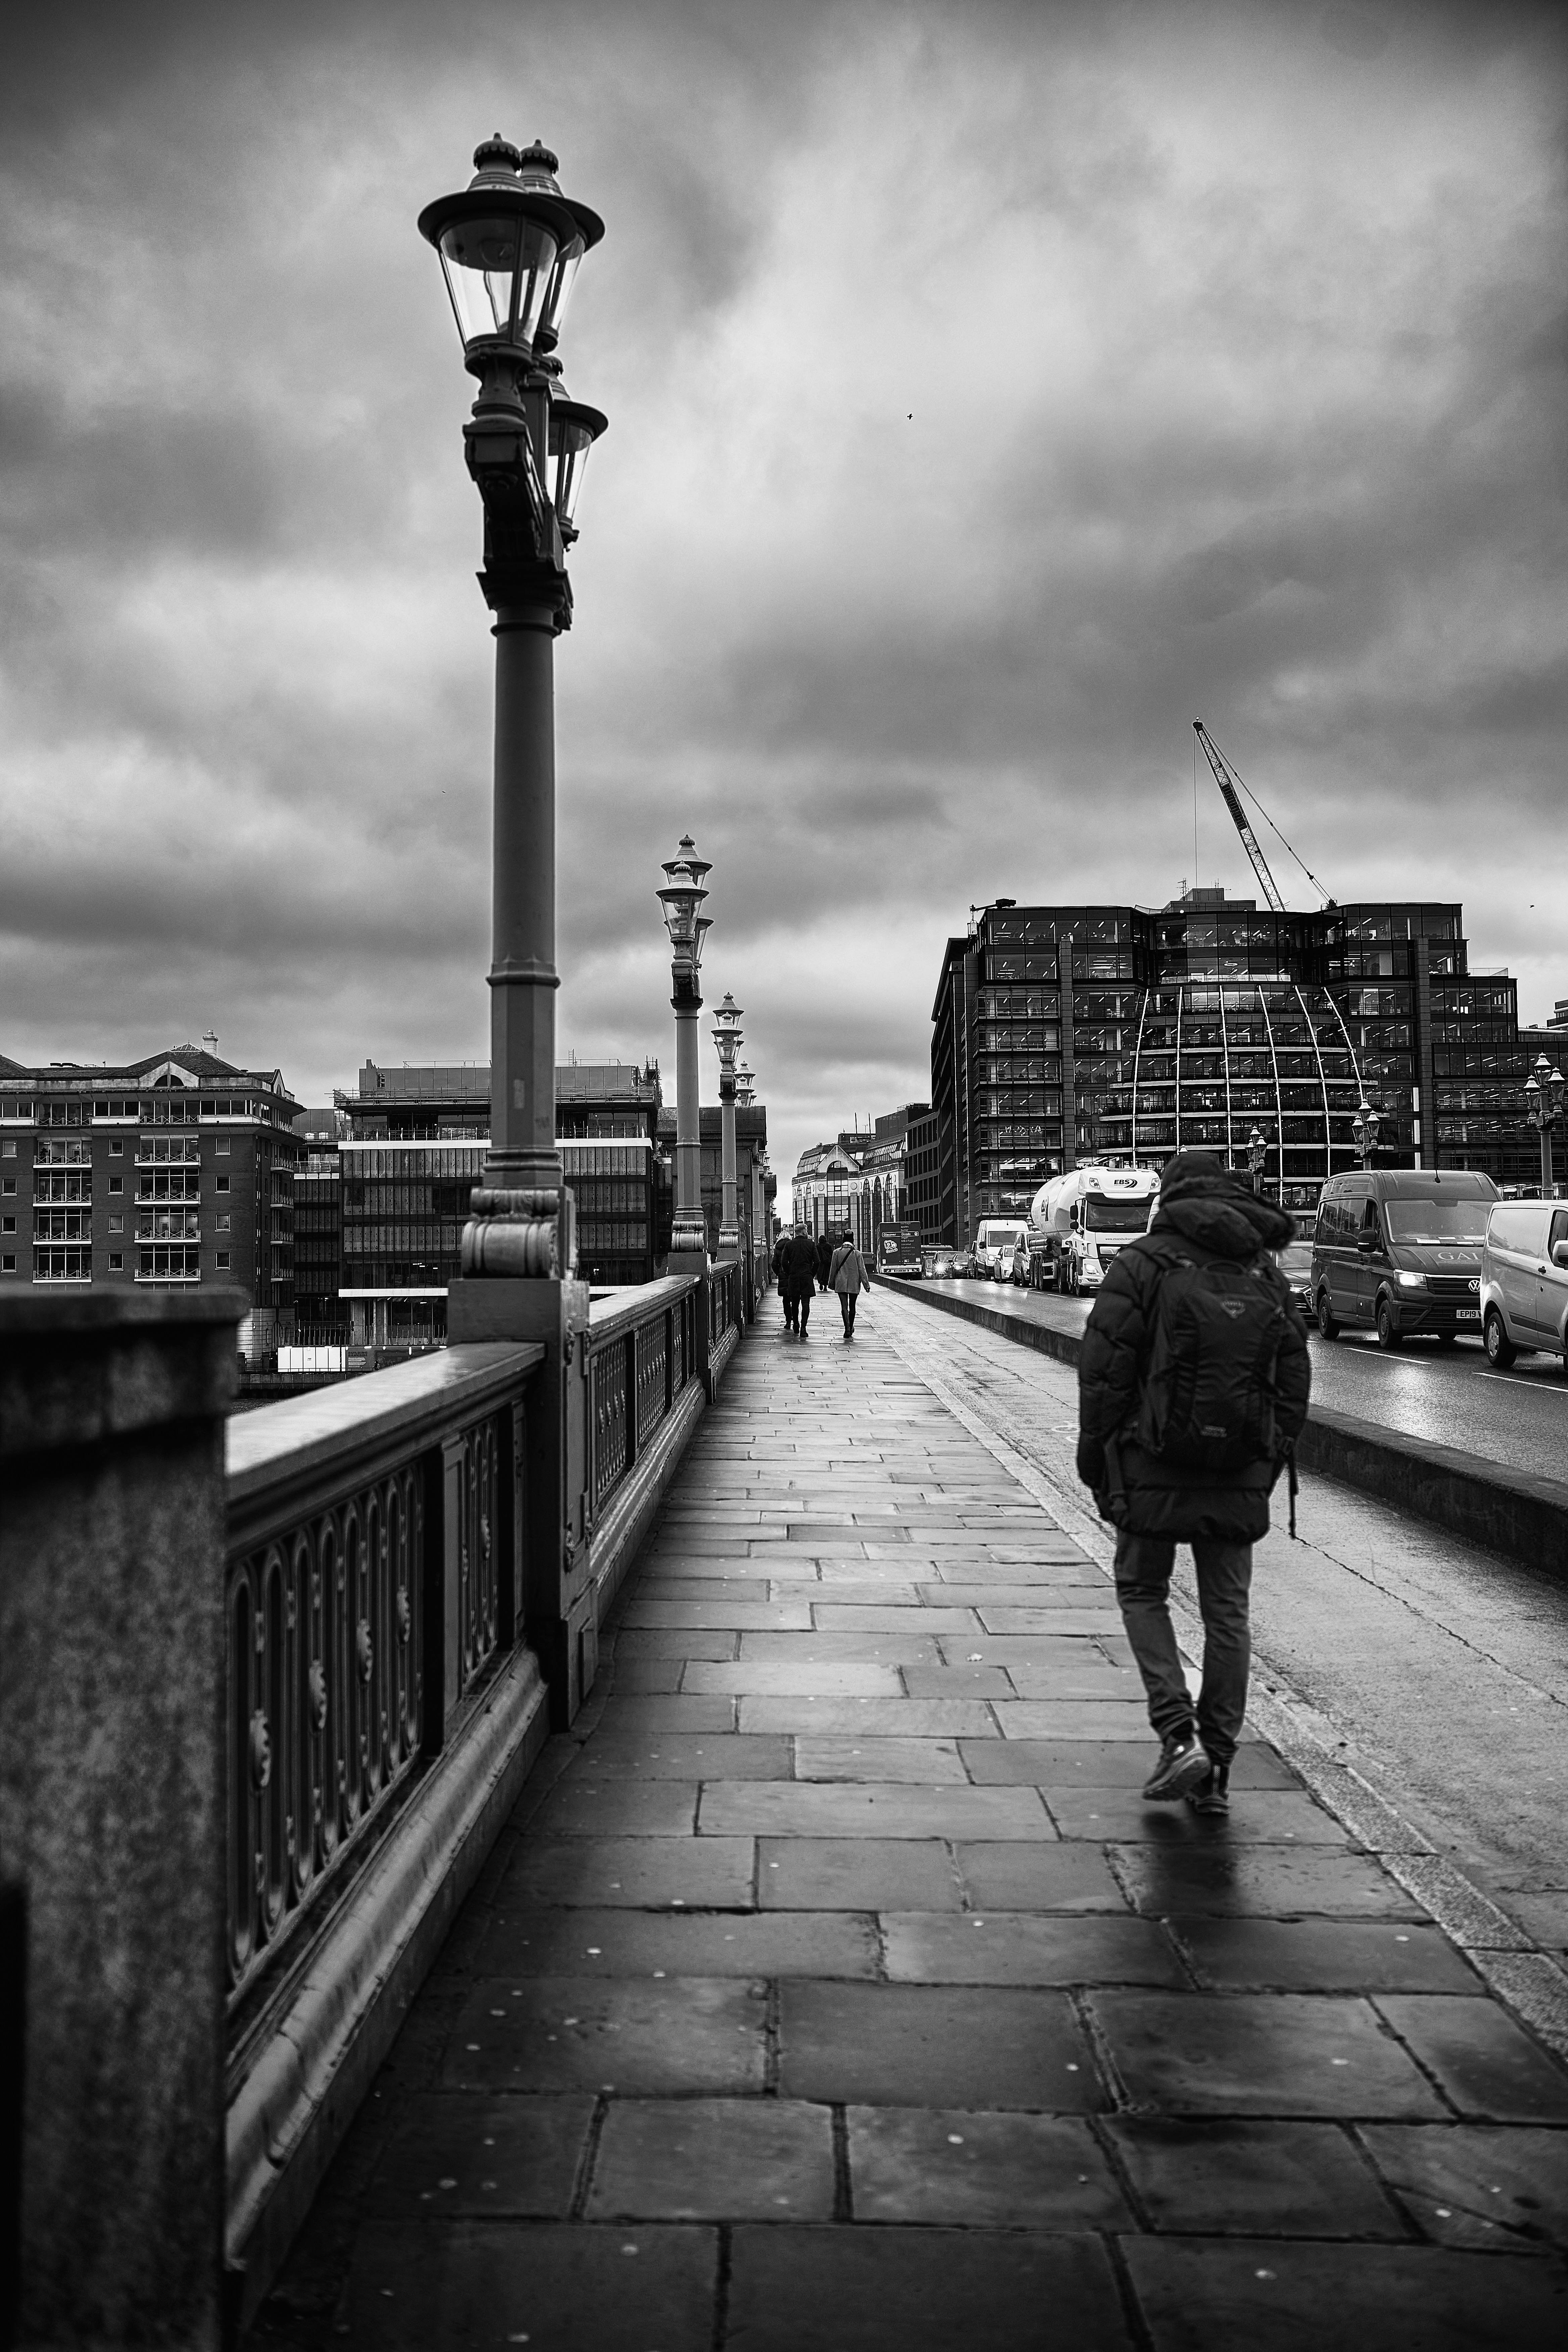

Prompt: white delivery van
[1481,1198,1568,1369]
[972,1218,1028,1280]
[1025,1164,1161,1295]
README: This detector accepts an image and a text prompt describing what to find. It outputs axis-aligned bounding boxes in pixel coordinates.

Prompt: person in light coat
[828,1228,871,1338]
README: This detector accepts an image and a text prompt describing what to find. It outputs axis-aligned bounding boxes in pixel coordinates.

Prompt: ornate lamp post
[1246,1127,1268,1198]
[712,993,744,1259]
[658,836,712,1268]
[1353,1100,1381,1171]
[1525,1053,1565,1192]
[418,135,607,1285]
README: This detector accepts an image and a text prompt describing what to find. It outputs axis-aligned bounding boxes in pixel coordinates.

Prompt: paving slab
[793,1734,970,1782]
[700,1780,1052,1840]
[474,1907,877,1979]
[739,1628,944,1661]
[336,2221,718,2351]
[1373,1995,1568,2122]
[363,2092,595,2219]
[530,1781,700,1838]
[882,1910,1185,1986]
[953,1842,1133,1912]
[1104,2116,1407,2239]
[588,2099,835,2221]
[1173,1917,1484,1993]
[683,1659,904,1695]
[1111,1843,1428,1919]
[1357,2123,1568,2252]
[1093,1991,1449,2117]
[493,1837,755,1912]
[1044,1788,1349,1845]
[1120,2236,1568,2352]
[738,1695,1000,1736]
[962,1738,1297,1788]
[778,1979,1105,2107]
[443,1977,767,2095]
[724,2225,1134,2352]
[757,1836,964,1912]
[846,2107,1132,2226]
[553,1733,791,1781]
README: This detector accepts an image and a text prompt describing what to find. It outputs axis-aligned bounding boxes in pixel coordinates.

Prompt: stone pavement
[251,1292,1568,2351]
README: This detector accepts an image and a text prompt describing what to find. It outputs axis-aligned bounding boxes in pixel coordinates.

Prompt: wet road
[917,1278,1568,1482]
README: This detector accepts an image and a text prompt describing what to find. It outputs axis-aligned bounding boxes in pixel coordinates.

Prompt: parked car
[921,1245,958,1279]
[1311,1168,1498,1349]
[1481,1198,1568,1369]
[1007,1236,1032,1285]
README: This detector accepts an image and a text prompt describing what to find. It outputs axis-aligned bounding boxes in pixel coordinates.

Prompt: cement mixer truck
[1024,1164,1161,1294]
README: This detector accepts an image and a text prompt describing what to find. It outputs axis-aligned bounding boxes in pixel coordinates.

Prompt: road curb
[878,1275,1568,1578]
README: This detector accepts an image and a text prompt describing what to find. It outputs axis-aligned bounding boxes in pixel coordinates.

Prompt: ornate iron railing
[224,1346,538,2014]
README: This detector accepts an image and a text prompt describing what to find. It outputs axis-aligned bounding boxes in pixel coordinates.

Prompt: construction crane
[1192,721,1334,913]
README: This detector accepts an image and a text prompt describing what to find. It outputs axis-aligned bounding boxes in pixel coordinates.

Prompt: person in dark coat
[771,1231,795,1330]
[780,1226,821,1337]
[815,1230,835,1292]
[1076,1151,1310,1813]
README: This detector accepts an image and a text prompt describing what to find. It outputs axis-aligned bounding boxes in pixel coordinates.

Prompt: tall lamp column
[713,993,743,1260]
[659,836,712,1268]
[417,135,606,1279]
[1525,1054,1565,1193]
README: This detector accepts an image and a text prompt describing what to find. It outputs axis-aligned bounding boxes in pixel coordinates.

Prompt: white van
[972,1218,1027,1280]
[1025,1165,1161,1294]
[1480,1199,1568,1369]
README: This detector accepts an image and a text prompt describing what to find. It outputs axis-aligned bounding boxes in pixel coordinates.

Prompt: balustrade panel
[591,1334,630,1510]
[227,1465,427,2005]
[635,1316,668,1447]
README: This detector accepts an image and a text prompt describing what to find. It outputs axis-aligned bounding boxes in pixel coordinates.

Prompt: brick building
[0,1045,300,1335]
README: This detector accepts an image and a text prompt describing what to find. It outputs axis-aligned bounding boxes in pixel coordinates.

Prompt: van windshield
[1385,1199,1491,1245]
[1085,1195,1152,1232]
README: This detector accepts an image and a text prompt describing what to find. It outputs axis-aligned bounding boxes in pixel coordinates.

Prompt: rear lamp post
[1525,1054,1566,1194]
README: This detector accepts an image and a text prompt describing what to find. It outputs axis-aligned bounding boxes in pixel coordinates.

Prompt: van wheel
[1375,1297,1403,1351]
[1484,1310,1517,1370]
[1315,1290,1339,1340]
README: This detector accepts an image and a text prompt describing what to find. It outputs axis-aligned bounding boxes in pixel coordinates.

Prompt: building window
[1,1180,13,1197]
[109,1140,124,1157]
[216,1251,231,1270]
[1,1141,14,1158]
[216,1138,230,1156]
[1,1216,12,1234]
[1,1254,14,1272]
[217,1176,230,1192]
[108,1216,122,1234]
[108,1253,123,1270]
[217,1214,231,1232]
[109,1176,123,1194]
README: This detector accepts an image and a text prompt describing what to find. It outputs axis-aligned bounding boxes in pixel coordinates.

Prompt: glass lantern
[419,136,581,354]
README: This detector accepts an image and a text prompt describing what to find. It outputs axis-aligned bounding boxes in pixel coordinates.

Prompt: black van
[1311,1168,1499,1349]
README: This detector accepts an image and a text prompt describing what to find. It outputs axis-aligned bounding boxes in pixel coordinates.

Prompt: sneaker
[1141,1729,1208,1802]
[1186,1762,1231,1817]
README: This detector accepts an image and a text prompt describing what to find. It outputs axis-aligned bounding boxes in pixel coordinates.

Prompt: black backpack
[1135,1247,1288,1474]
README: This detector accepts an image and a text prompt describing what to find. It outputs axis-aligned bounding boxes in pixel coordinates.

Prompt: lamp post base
[716,1222,742,1262]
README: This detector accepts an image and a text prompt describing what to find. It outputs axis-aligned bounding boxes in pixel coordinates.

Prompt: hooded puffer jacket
[1076,1154,1311,1543]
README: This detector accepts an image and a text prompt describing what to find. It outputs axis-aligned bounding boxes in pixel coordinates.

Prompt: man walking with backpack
[1076,1152,1310,1814]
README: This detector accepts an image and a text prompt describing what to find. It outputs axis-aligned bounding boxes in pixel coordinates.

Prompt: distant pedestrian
[780,1225,820,1337]
[815,1230,834,1292]
[828,1228,870,1338]
[1075,1152,1310,1816]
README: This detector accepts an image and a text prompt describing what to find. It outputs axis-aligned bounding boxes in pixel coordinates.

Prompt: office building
[792,1105,928,1246]
[654,1102,772,1264]
[931,893,1554,1244]
[0,1045,300,1337]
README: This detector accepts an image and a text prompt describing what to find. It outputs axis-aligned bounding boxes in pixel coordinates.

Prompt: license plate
[1455,1309,1479,1321]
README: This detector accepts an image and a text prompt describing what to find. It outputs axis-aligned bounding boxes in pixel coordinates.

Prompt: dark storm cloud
[1,0,1565,1197]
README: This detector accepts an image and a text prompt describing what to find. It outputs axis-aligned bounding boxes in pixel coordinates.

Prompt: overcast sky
[2,0,1564,1210]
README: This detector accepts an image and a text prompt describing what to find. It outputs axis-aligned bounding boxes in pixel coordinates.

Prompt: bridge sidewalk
[248,1293,1568,2350]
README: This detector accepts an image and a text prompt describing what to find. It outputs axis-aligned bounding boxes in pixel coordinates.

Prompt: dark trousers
[782,1288,798,1329]
[1113,1531,1253,1767]
[839,1290,858,1334]
[797,1287,812,1335]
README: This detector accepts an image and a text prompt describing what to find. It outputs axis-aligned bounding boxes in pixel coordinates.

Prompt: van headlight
[1396,1272,1424,1289]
